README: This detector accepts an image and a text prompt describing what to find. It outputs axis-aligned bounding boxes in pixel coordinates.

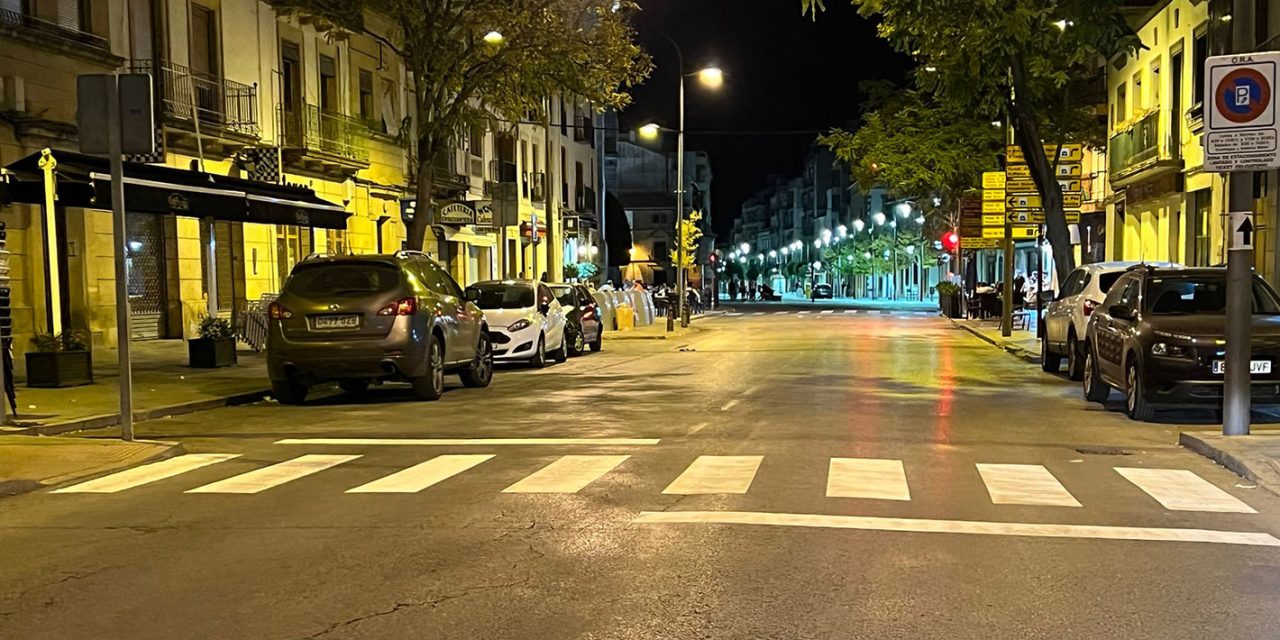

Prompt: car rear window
[1097,272,1123,293]
[550,286,576,307]
[1146,276,1280,314]
[287,263,400,297]
[468,284,534,309]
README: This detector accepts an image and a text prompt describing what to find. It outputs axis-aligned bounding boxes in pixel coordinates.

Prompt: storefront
[434,200,498,286]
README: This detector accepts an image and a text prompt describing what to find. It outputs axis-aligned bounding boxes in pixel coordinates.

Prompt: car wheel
[272,378,309,405]
[411,335,445,401]
[570,324,586,356]
[553,331,569,363]
[1083,344,1110,403]
[589,327,603,353]
[529,334,547,369]
[1125,359,1154,421]
[460,332,494,388]
[1067,334,1085,381]
[1040,331,1062,373]
[338,379,369,396]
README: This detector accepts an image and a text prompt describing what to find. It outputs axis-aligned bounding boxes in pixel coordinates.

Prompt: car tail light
[378,297,417,316]
[1083,299,1100,317]
[268,302,293,319]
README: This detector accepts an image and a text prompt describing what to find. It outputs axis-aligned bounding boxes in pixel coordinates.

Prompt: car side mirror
[1109,304,1133,320]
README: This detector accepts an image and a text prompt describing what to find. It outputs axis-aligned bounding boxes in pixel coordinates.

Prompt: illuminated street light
[837,225,848,237]
[738,256,747,264]
[863,251,872,259]
[821,228,832,242]
[740,242,751,254]
[895,203,912,217]
[872,212,886,226]
[638,123,661,139]
[781,247,789,256]
[889,220,897,229]
[853,219,866,232]
[905,245,915,255]
[768,250,777,258]
[757,253,765,262]
[697,67,725,89]
[915,216,926,225]
[483,30,505,45]
[813,239,822,248]
[813,261,822,270]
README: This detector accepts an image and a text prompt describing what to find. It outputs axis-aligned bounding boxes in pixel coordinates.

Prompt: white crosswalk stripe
[976,463,1081,507]
[1116,467,1257,513]
[826,458,910,501]
[663,455,763,495]
[503,455,630,493]
[53,453,241,493]
[796,311,810,315]
[752,312,766,316]
[346,454,493,493]
[186,454,360,494]
[774,311,789,315]
[820,310,834,315]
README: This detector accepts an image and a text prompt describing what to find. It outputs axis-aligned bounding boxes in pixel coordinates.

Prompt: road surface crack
[298,579,531,638]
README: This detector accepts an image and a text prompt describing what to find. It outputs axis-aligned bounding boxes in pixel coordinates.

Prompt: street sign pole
[106,77,134,442]
[1224,207,1254,436]
[1001,217,1013,337]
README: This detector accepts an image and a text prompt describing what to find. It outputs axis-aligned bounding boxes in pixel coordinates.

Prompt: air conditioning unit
[0,75,26,113]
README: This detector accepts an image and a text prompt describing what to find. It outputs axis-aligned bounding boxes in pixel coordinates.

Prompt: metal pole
[205,218,217,318]
[675,69,687,328]
[1224,173,1253,436]
[892,223,898,300]
[107,76,135,442]
[37,150,63,335]
[1036,230,1044,338]
[542,97,553,281]
[596,114,608,283]
[1001,217,1014,337]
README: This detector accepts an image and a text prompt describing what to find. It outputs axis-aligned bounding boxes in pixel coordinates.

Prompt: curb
[1179,431,1280,498]
[5,389,271,436]
[950,319,1040,364]
[0,439,186,498]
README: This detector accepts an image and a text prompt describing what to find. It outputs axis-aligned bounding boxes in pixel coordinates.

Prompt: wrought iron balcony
[1108,110,1181,185]
[0,7,108,51]
[129,60,259,138]
[278,104,368,164]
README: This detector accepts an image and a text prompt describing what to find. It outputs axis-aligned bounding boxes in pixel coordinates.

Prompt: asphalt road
[3,306,1279,639]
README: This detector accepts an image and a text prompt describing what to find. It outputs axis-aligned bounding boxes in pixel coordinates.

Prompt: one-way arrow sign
[1231,211,1256,250]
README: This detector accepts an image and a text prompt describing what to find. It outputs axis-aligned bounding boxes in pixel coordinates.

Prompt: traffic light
[941,231,960,252]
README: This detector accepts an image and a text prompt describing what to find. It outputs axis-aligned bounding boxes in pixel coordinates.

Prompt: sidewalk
[2,340,270,436]
[0,434,182,496]
[608,310,722,341]
[1179,429,1280,497]
[950,315,1041,364]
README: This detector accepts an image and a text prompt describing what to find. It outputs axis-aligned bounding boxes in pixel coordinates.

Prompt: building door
[188,4,222,122]
[201,221,241,316]
[126,213,168,340]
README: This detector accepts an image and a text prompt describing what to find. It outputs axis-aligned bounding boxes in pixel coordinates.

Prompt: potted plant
[189,316,238,368]
[26,331,93,388]
[937,281,964,318]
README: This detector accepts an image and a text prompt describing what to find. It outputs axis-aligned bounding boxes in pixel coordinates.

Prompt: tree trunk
[1009,57,1076,286]
[407,136,436,251]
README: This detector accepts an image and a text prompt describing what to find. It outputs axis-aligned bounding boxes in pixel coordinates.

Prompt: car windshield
[550,286,576,307]
[467,283,534,309]
[286,263,400,297]
[1146,276,1280,315]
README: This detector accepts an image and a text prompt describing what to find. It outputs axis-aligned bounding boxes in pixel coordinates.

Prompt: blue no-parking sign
[1205,53,1280,172]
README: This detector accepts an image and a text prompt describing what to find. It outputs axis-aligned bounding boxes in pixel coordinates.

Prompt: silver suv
[266,251,493,403]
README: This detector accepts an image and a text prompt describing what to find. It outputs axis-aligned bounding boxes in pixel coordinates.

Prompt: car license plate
[1212,360,1272,375]
[313,314,360,330]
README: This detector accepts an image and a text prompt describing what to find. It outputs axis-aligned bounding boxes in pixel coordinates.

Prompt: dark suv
[1083,265,1280,420]
[266,251,492,403]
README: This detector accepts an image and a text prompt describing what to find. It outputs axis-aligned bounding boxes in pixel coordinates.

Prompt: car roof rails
[394,249,430,260]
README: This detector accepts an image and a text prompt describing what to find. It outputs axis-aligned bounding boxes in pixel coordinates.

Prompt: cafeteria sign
[438,201,476,225]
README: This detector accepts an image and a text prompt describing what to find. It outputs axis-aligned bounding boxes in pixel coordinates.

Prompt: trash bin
[615,301,635,331]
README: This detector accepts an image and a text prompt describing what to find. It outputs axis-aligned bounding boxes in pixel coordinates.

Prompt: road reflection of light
[934,342,954,443]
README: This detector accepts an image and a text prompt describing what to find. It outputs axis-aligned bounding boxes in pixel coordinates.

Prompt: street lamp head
[813,261,822,270]
[853,219,866,232]
[781,247,789,256]
[589,245,599,256]
[895,202,912,217]
[738,256,747,264]
[838,225,848,237]
[821,228,832,241]
[740,242,750,254]
[757,253,764,262]
[813,239,822,248]
[915,216,926,225]
[905,245,915,255]
[697,67,724,89]
[872,212,886,225]
[638,123,661,140]
[483,30,505,45]
[768,250,777,258]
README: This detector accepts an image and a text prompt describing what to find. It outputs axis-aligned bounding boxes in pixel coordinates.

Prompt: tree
[669,211,704,273]
[270,0,651,250]
[820,88,1003,231]
[803,0,1140,283]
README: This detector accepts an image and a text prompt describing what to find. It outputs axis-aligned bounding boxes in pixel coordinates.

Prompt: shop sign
[438,201,476,225]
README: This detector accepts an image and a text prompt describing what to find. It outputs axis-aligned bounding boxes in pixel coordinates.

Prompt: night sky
[620,0,914,239]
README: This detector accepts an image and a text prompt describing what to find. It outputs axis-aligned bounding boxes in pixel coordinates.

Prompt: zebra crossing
[50,453,1261,515]
[722,309,938,318]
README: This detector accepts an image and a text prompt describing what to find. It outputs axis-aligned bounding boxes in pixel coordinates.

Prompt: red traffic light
[941,231,960,252]
[709,253,719,263]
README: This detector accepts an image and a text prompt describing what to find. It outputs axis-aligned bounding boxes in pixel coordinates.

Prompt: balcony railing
[1108,110,1176,180]
[129,60,259,137]
[279,104,368,163]
[0,7,108,51]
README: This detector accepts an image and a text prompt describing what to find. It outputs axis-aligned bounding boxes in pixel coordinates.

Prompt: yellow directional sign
[982,200,1006,214]
[982,225,1038,239]
[1007,164,1031,178]
[1007,143,1084,164]
[982,171,1006,190]
[1005,178,1038,193]
[1006,193,1082,209]
[982,214,1005,226]
[1056,163,1082,178]
[1059,179,1082,193]
[982,188,1005,202]
[1008,210,1082,224]
[961,237,1002,249]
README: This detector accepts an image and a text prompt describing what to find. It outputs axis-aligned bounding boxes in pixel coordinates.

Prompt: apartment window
[1189,189,1212,266]
[319,54,338,112]
[358,69,374,122]
[1149,62,1160,109]
[575,161,584,203]
[276,225,312,283]
[1192,29,1208,105]
[1257,0,1271,46]
[468,125,484,158]
[1115,83,1128,124]
[1132,72,1143,114]
[281,41,302,112]
[326,229,347,255]
[559,98,568,136]
[189,5,220,77]
[379,78,399,134]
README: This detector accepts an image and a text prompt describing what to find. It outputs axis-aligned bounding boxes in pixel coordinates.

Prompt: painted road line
[976,463,1081,507]
[503,455,630,493]
[632,511,1280,547]
[1116,468,1257,514]
[826,458,911,501]
[663,455,763,495]
[275,438,661,446]
[796,310,810,315]
[774,311,789,315]
[186,454,360,494]
[821,310,834,315]
[346,454,494,493]
[752,312,766,316]
[53,453,241,493]
[719,399,741,412]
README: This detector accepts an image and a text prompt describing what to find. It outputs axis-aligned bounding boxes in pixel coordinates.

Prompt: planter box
[189,337,238,368]
[25,350,94,388]
[939,293,964,319]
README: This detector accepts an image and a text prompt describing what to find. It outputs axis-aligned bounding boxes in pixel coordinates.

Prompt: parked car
[466,280,568,367]
[1082,265,1280,420]
[812,283,833,299]
[266,251,493,404]
[1041,261,1177,379]
[550,284,604,356]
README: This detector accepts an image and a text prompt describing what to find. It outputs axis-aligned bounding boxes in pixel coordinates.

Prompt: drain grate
[1075,446,1131,456]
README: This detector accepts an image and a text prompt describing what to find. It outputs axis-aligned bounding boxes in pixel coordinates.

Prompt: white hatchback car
[465,280,568,367]
[1041,261,1177,379]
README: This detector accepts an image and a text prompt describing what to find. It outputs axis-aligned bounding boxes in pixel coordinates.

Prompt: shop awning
[2,150,348,229]
[440,225,497,247]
